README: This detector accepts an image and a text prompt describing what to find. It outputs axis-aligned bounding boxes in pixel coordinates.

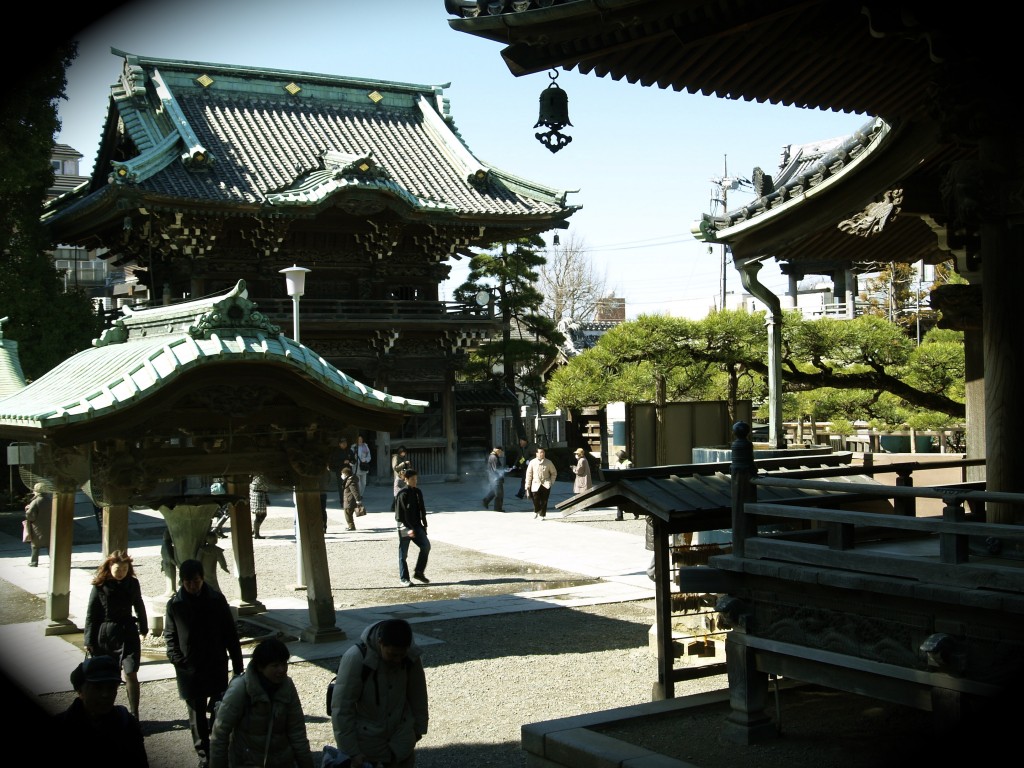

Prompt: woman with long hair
[84,549,149,719]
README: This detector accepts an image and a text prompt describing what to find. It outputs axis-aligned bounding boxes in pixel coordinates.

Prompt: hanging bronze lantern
[534,70,572,153]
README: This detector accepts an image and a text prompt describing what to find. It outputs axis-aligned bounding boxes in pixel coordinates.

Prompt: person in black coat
[394,469,431,587]
[84,549,149,719]
[164,558,244,767]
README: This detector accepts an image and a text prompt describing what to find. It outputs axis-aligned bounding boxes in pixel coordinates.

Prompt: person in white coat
[524,447,558,519]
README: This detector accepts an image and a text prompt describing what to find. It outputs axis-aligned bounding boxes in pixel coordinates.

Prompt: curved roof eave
[0,291,426,437]
[691,118,942,261]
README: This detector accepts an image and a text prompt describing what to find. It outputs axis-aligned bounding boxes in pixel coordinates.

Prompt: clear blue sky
[58,0,868,319]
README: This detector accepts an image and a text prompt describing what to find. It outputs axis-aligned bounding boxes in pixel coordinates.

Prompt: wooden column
[44,489,77,636]
[226,479,264,616]
[294,485,344,643]
[652,517,673,700]
[102,503,130,557]
[981,132,1024,523]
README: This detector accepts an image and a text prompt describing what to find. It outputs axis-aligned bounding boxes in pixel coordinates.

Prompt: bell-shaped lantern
[534,70,573,153]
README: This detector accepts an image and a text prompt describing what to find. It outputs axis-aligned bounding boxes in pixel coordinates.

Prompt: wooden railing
[726,448,1024,586]
[256,298,495,321]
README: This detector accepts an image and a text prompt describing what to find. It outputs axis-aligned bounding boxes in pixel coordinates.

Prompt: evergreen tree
[455,236,564,440]
[0,40,102,380]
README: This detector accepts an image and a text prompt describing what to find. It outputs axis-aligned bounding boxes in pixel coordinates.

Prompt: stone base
[648,622,727,667]
[44,619,79,636]
[300,625,347,644]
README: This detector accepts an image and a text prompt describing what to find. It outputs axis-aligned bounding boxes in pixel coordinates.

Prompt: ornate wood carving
[240,216,291,258]
[355,220,404,260]
[931,283,982,331]
[159,211,226,257]
[837,189,902,237]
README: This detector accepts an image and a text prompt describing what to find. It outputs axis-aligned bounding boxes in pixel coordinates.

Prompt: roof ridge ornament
[534,70,573,153]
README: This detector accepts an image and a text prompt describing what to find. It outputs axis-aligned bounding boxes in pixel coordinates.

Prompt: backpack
[325,642,371,715]
[325,638,413,715]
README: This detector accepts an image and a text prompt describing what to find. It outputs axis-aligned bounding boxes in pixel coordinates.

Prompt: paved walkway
[0,478,652,697]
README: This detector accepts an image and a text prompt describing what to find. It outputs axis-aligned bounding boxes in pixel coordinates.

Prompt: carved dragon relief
[837,189,903,237]
[758,600,919,669]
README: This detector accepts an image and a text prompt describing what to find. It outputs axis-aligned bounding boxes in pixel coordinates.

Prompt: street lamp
[280,265,311,589]
[279,265,311,343]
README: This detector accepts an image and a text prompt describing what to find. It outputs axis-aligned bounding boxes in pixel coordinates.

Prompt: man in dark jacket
[53,654,149,766]
[512,437,534,499]
[164,558,244,767]
[394,469,430,587]
[482,446,505,511]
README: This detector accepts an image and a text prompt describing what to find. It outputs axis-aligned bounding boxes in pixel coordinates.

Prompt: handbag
[355,505,367,517]
[22,520,30,543]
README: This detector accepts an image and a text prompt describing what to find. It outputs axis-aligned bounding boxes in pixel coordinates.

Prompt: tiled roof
[0,339,26,400]
[693,117,885,241]
[0,281,425,433]
[90,50,573,219]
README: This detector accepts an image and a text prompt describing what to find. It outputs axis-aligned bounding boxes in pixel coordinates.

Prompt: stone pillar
[226,479,264,616]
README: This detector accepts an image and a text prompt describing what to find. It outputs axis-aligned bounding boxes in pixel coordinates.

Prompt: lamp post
[279,265,311,342]
[280,265,310,589]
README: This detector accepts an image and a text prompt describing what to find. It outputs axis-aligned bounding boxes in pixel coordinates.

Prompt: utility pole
[709,156,752,311]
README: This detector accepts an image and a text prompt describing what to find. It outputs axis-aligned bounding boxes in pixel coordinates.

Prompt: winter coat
[394,487,427,532]
[164,583,244,699]
[84,576,149,655]
[24,492,51,547]
[486,450,504,484]
[330,621,428,765]
[342,474,363,511]
[572,455,593,494]
[524,457,557,494]
[209,661,314,768]
[52,698,149,767]
[391,453,411,497]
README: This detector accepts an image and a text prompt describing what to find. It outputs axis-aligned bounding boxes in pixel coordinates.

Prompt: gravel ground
[1,491,986,767]
[5,500,730,767]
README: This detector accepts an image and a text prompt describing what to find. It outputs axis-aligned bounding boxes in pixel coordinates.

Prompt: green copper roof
[0,281,425,433]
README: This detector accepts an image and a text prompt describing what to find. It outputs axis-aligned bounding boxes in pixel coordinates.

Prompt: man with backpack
[330,619,428,768]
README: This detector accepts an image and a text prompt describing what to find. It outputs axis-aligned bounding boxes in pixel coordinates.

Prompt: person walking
[524,447,558,520]
[354,434,372,494]
[614,449,637,521]
[341,465,363,531]
[330,618,428,768]
[250,473,269,539]
[513,437,534,499]
[394,469,430,587]
[164,558,244,768]
[572,447,593,495]
[52,654,149,767]
[482,446,505,511]
[24,481,51,567]
[329,437,355,508]
[209,637,314,768]
[84,549,149,720]
[391,445,411,503]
